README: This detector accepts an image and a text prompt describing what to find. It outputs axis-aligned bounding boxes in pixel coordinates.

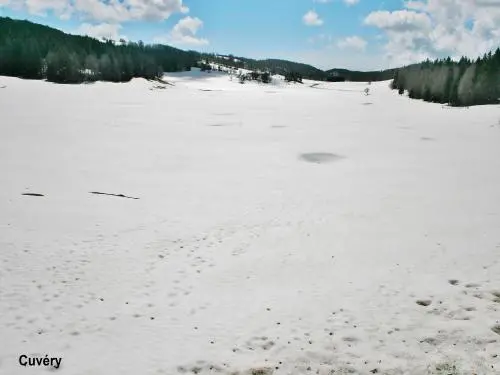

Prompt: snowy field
[1,71,500,375]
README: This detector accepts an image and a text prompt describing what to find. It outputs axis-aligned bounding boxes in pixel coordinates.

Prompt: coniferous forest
[391,52,500,106]
[1,16,499,106]
[0,17,199,83]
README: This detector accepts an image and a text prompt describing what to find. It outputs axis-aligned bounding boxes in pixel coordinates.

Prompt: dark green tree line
[0,17,199,83]
[392,50,500,106]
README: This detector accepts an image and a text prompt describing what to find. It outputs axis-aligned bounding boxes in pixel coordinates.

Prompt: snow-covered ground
[1,72,500,375]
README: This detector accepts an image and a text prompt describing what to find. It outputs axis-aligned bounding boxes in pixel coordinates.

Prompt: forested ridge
[204,54,328,81]
[0,17,199,83]
[391,51,500,106]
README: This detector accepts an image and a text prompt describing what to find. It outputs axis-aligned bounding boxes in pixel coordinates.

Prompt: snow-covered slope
[1,72,500,375]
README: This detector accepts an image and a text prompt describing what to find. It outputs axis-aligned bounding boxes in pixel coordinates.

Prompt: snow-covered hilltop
[1,72,500,375]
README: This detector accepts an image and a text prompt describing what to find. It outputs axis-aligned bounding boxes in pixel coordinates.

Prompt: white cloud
[13,0,72,17]
[155,16,209,46]
[337,36,367,50]
[303,10,324,26]
[364,10,432,32]
[7,0,188,22]
[76,22,124,40]
[343,0,359,5]
[365,0,500,66]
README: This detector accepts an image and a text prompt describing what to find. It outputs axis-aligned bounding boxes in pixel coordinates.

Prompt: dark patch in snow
[465,283,481,288]
[492,325,500,335]
[271,125,287,129]
[90,192,139,200]
[416,300,432,307]
[448,279,459,286]
[310,85,328,90]
[199,89,222,92]
[22,193,44,197]
[420,137,435,141]
[149,85,167,91]
[151,77,174,86]
[342,336,358,343]
[250,368,273,375]
[362,102,373,105]
[300,153,343,164]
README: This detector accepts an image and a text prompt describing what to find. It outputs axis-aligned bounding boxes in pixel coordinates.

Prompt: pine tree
[458,63,477,106]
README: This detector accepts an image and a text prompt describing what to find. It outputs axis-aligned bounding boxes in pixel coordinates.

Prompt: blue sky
[1,0,499,70]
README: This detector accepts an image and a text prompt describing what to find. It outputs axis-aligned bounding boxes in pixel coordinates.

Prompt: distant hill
[238,58,327,81]
[0,16,398,84]
[202,54,397,82]
[199,54,328,81]
[325,68,397,82]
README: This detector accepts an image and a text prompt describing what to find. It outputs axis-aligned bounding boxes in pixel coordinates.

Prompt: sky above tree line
[1,0,499,70]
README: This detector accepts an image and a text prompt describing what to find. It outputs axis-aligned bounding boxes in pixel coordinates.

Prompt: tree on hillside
[45,49,82,83]
[285,71,302,83]
[261,72,271,84]
[457,63,477,106]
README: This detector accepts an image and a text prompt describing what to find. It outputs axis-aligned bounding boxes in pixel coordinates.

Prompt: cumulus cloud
[337,35,367,50]
[12,0,72,17]
[364,10,432,32]
[343,0,359,5]
[155,16,208,46]
[303,10,324,26]
[365,0,500,66]
[7,0,188,22]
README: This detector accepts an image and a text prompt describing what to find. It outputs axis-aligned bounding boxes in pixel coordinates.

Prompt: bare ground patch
[90,191,139,200]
